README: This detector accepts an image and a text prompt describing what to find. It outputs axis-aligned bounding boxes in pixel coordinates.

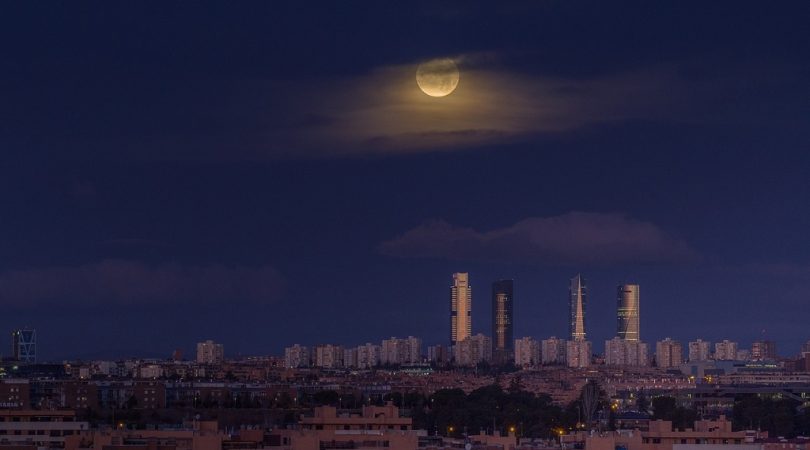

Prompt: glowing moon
[416,58,459,97]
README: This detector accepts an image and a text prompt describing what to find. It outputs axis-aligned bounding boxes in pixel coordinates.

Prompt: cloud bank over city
[379,212,699,265]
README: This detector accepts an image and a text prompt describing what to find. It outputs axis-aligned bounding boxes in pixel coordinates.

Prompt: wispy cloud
[260,61,686,157]
[15,53,794,161]
[0,260,284,308]
[379,212,698,265]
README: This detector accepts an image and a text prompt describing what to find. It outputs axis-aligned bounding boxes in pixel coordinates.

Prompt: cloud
[0,260,284,308]
[379,212,698,265]
[9,52,796,161]
[257,62,687,157]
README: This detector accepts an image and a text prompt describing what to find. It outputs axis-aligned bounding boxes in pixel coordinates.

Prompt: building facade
[569,274,587,341]
[714,340,739,361]
[314,344,344,368]
[196,340,224,364]
[542,336,567,365]
[455,334,492,366]
[427,344,450,365]
[617,284,640,341]
[566,340,592,368]
[450,272,472,346]
[356,343,381,368]
[606,337,649,366]
[514,337,540,367]
[11,329,36,363]
[752,340,778,360]
[491,279,514,365]
[656,338,684,368]
[688,340,712,362]
[381,336,421,365]
[284,344,311,368]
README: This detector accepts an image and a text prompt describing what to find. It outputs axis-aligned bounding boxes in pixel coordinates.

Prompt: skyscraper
[11,328,36,363]
[450,272,472,346]
[616,284,640,341]
[491,279,514,364]
[569,274,587,341]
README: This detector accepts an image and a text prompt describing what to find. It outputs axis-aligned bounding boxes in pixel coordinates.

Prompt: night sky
[3,2,810,360]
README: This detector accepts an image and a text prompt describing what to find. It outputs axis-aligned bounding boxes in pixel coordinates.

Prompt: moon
[416,58,459,97]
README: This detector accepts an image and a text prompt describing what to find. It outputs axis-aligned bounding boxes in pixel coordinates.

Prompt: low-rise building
[0,409,89,449]
[561,416,766,450]
[268,403,420,450]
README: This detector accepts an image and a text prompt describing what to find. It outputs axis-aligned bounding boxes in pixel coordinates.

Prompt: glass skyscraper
[569,274,587,341]
[12,328,36,363]
[491,279,514,363]
[616,284,640,341]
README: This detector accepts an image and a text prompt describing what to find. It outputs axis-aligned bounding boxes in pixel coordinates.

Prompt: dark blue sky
[2,2,810,360]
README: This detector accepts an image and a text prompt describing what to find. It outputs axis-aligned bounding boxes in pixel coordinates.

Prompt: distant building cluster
[6,275,795,376]
[285,337,423,370]
[276,272,788,370]
[280,272,788,370]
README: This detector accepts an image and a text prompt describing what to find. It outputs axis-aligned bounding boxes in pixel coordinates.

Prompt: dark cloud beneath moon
[379,212,699,265]
[0,260,285,309]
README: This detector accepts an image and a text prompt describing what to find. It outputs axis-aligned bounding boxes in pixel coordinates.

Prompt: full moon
[416,58,460,97]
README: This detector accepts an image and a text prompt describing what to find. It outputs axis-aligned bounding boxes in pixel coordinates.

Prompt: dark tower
[491,279,514,365]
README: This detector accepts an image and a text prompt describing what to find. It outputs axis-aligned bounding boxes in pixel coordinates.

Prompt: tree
[636,390,650,413]
[652,396,677,420]
[275,392,293,409]
[508,376,525,394]
[313,390,340,406]
[733,395,798,437]
[416,384,564,439]
[383,392,404,407]
[580,381,600,427]
[653,396,698,430]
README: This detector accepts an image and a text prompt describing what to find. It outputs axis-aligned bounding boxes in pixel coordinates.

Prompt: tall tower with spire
[569,274,587,341]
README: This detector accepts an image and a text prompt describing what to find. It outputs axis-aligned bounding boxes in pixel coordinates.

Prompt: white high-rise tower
[450,272,472,346]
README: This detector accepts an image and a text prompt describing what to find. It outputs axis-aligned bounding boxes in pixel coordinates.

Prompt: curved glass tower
[616,284,640,341]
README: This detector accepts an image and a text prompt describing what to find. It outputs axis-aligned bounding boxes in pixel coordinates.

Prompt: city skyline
[5,3,810,450]
[3,272,800,363]
[3,2,810,360]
